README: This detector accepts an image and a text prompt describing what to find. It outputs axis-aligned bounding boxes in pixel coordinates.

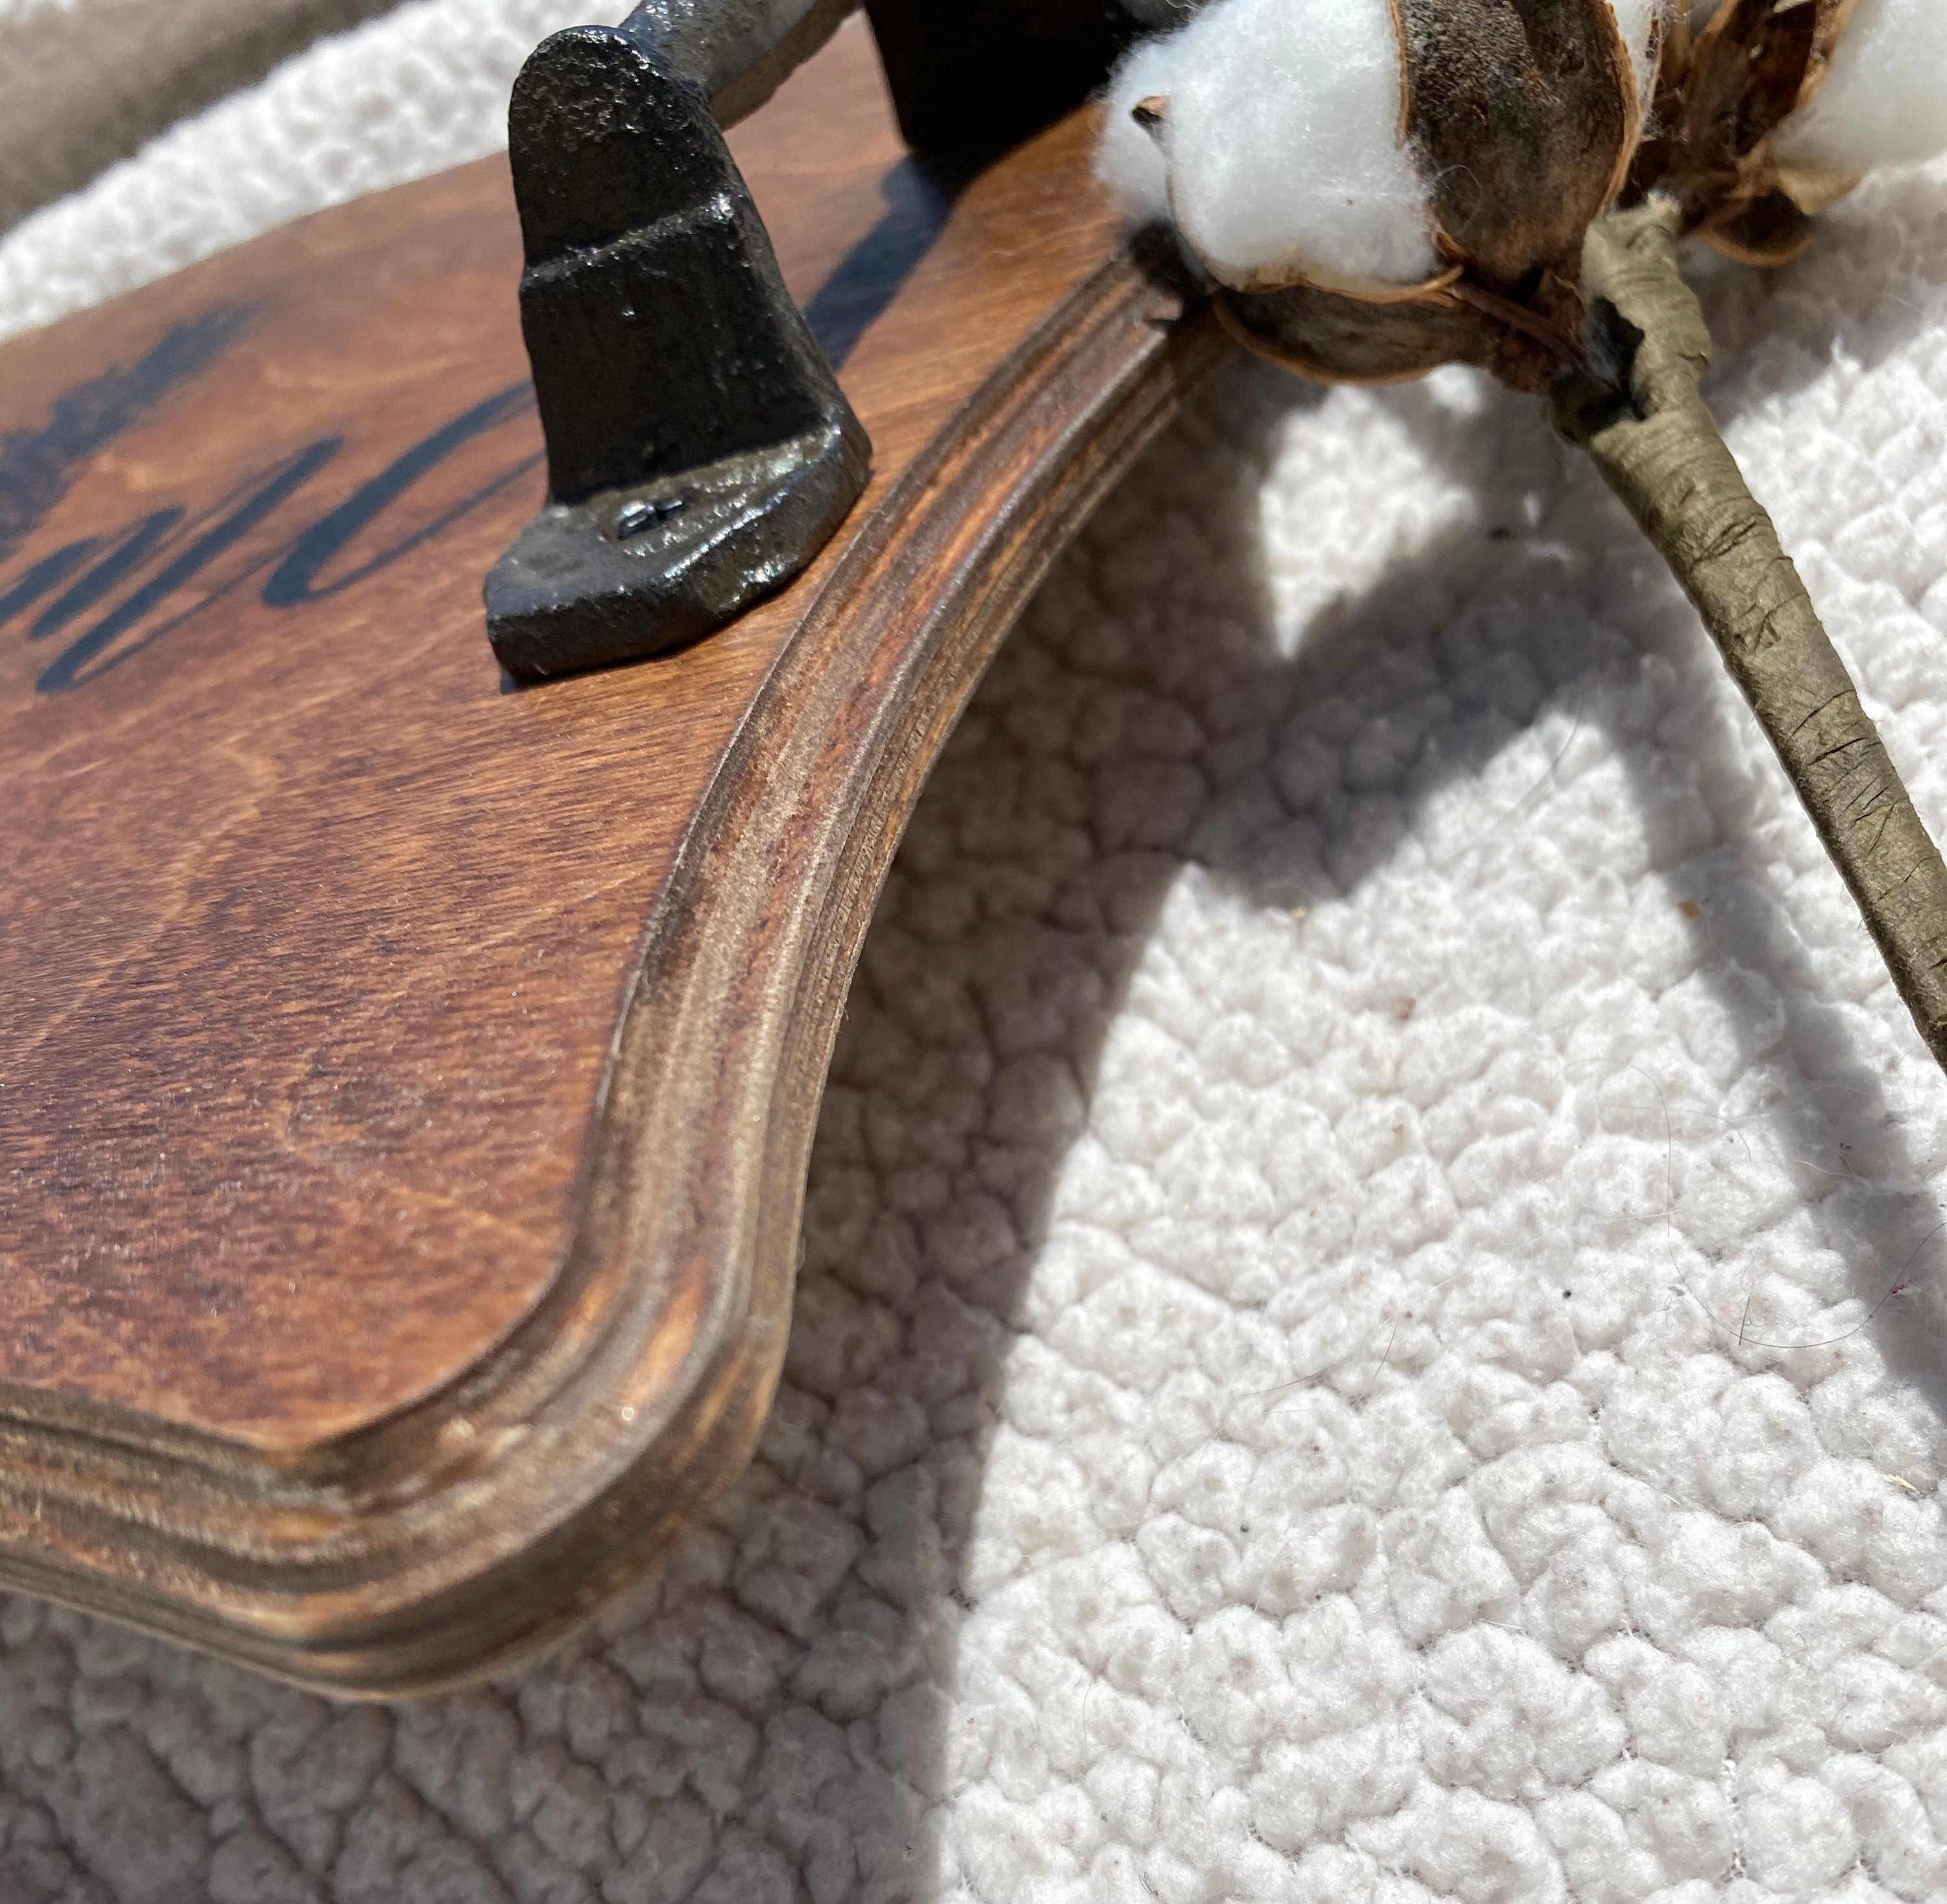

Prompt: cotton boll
[1776,0,1947,175]
[1097,34,1180,230]
[1133,0,1439,292]
[1106,0,1650,393]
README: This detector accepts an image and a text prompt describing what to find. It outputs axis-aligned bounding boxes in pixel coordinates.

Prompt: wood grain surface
[0,19,1227,1692]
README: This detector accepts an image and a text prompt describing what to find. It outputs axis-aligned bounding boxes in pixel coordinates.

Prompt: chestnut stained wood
[0,20,1227,1693]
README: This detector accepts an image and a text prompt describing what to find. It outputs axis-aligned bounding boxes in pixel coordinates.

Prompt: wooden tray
[0,21,1225,1694]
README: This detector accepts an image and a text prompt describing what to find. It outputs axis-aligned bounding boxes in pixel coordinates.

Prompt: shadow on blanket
[568,287,1946,1891]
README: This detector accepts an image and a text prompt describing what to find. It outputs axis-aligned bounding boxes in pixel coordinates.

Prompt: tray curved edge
[0,257,1226,1696]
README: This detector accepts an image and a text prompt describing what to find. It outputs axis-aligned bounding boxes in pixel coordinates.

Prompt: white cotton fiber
[1098,0,1439,291]
[1604,0,1662,105]
[1096,33,1179,230]
[1776,0,1947,174]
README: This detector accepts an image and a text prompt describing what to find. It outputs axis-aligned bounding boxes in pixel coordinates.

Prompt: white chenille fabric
[8,9,1947,1903]
[0,0,406,233]
[0,0,633,343]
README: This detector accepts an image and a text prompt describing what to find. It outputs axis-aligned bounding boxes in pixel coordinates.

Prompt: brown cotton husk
[1796,0,1866,102]
[1667,0,1867,255]
[1391,0,1639,287]
[1215,271,1578,395]
[1684,0,1823,175]
[1215,281,1490,387]
[1702,186,1815,266]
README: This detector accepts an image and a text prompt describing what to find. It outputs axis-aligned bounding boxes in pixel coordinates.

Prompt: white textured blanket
[6,7,1947,1900]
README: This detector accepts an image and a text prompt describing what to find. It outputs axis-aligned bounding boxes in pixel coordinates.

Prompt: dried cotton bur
[1101,0,1947,1073]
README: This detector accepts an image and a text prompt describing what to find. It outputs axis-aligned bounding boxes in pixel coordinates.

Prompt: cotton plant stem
[1554,198,1947,1076]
